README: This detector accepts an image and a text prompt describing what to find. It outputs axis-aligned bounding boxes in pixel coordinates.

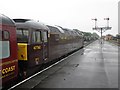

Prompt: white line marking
[8,49,81,90]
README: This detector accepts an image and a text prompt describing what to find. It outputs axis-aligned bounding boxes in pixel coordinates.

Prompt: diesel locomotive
[0,14,84,88]
[0,14,18,88]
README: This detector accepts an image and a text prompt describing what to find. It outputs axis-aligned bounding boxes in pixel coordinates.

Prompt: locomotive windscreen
[16,28,29,43]
[0,30,10,59]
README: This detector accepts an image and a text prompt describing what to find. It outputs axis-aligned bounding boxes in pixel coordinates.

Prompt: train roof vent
[13,19,31,23]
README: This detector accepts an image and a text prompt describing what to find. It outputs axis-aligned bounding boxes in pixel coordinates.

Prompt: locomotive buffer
[92,18,112,44]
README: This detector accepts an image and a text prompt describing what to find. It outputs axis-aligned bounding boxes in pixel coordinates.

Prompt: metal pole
[92,18,97,28]
[107,20,109,27]
[101,28,102,44]
[95,18,97,28]
[104,18,109,27]
[95,20,97,28]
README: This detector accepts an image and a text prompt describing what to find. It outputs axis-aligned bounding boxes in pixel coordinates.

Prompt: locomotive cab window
[0,30,10,59]
[41,31,48,42]
[16,28,29,43]
[32,30,42,43]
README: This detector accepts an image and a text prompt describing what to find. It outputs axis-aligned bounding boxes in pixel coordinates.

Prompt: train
[0,14,18,89]
[0,14,84,89]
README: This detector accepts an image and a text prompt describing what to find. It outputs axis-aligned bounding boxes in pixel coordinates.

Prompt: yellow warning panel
[17,43,27,61]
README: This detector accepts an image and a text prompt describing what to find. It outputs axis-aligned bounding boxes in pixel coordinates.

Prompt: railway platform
[10,40,119,89]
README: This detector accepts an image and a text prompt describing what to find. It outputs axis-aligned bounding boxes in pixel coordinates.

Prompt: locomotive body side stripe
[0,59,18,66]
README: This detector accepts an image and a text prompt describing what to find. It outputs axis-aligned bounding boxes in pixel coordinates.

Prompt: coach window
[0,30,10,59]
[32,31,41,43]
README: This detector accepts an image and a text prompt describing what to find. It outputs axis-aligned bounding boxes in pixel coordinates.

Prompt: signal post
[92,18,112,44]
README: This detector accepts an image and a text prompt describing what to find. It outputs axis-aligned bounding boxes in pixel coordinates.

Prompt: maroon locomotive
[0,14,18,88]
[0,15,84,89]
[13,19,84,79]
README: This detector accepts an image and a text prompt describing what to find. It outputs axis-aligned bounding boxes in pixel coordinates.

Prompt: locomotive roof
[0,14,15,26]
[13,19,50,31]
[47,25,61,34]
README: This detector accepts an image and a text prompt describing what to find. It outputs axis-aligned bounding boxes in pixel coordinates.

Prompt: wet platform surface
[13,40,119,89]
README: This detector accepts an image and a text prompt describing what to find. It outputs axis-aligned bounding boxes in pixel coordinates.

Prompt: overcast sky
[0,0,119,36]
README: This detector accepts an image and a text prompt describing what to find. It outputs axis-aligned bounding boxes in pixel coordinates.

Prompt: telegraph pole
[92,18,112,44]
